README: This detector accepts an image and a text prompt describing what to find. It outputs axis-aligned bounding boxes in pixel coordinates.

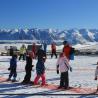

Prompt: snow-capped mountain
[0,28,98,44]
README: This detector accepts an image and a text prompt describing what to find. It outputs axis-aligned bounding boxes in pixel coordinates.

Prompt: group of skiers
[7,44,47,84]
[7,40,75,89]
[7,40,98,90]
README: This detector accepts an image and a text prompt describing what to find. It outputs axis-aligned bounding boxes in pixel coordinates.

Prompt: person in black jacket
[21,52,33,84]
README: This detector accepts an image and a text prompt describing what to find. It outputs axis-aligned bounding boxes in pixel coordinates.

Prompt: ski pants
[60,71,69,88]
[9,69,17,79]
[51,51,57,58]
[34,73,46,85]
[23,70,31,83]
[19,54,26,60]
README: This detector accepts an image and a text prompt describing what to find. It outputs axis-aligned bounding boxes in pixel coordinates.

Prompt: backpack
[69,47,75,60]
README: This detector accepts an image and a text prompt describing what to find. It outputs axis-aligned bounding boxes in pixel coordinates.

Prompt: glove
[95,76,97,80]
[57,70,59,74]
[8,67,11,70]
[32,65,34,67]
[70,67,72,72]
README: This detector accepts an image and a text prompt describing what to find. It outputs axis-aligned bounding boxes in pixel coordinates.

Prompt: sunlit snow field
[0,43,98,97]
[0,55,98,98]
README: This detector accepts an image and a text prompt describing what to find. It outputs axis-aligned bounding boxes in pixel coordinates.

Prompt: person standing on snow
[21,52,34,84]
[51,42,57,58]
[7,54,18,82]
[33,46,47,86]
[62,41,72,61]
[56,53,72,89]
[19,44,26,60]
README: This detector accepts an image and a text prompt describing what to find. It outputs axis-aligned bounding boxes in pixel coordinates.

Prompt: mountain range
[0,28,98,44]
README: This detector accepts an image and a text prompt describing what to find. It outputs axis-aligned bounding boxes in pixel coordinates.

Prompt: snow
[59,33,65,38]
[0,43,98,97]
[23,29,29,33]
[88,31,95,40]
[0,55,98,97]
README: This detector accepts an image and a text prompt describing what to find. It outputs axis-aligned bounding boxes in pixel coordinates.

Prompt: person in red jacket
[62,41,72,61]
[51,42,57,58]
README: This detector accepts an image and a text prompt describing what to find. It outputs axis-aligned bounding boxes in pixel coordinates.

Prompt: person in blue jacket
[7,54,17,82]
[33,46,47,85]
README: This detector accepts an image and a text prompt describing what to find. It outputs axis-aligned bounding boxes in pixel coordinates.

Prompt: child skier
[56,52,72,89]
[21,52,34,84]
[94,62,98,91]
[62,41,72,60]
[7,54,17,82]
[33,46,47,86]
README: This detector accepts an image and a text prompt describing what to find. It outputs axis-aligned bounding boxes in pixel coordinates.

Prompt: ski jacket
[36,49,46,62]
[10,57,17,70]
[56,56,70,73]
[51,44,56,52]
[20,46,26,54]
[25,56,33,71]
[36,49,46,75]
[63,45,71,60]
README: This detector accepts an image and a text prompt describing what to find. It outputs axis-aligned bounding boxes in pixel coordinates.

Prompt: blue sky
[0,0,98,29]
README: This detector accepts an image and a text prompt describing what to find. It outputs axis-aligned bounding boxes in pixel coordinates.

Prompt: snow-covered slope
[0,55,98,97]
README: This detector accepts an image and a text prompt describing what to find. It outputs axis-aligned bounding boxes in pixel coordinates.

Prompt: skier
[62,41,72,60]
[21,52,34,84]
[7,54,17,82]
[19,44,26,60]
[56,52,72,89]
[51,42,57,58]
[94,62,98,91]
[33,46,47,86]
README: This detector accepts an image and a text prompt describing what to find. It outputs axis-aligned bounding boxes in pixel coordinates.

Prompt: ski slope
[0,55,98,98]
